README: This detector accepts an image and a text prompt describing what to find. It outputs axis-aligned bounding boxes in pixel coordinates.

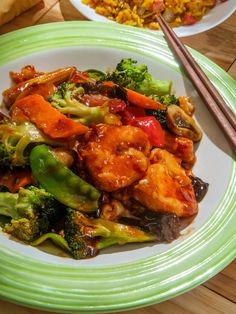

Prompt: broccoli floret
[150,94,179,107]
[48,81,80,107]
[0,142,11,167]
[146,109,168,129]
[85,69,106,81]
[31,232,70,253]
[48,81,108,125]
[0,121,65,168]
[64,209,156,259]
[146,94,179,128]
[0,191,18,218]
[106,58,171,96]
[106,59,148,91]
[0,186,65,242]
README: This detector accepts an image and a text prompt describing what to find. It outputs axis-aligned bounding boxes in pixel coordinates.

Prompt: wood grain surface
[0,1,235,313]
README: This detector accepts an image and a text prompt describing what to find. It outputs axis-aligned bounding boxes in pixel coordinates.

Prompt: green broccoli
[146,94,179,128]
[0,121,64,168]
[150,94,179,107]
[64,209,156,259]
[31,232,70,253]
[85,69,107,81]
[0,186,65,242]
[106,58,172,96]
[48,81,109,125]
[0,142,12,168]
[0,192,18,218]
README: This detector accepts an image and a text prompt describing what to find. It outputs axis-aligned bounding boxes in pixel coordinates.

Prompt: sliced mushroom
[162,9,175,23]
[166,104,202,142]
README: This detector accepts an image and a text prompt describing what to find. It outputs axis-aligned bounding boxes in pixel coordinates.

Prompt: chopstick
[156,15,236,154]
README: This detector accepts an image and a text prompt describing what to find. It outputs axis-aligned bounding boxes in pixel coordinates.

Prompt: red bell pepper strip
[119,106,146,124]
[103,81,166,110]
[129,116,165,147]
[12,94,89,139]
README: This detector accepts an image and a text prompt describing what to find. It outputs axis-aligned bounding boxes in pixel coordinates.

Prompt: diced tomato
[182,15,197,25]
[83,94,127,113]
[152,0,164,13]
[83,94,109,107]
[108,98,127,113]
[129,116,165,147]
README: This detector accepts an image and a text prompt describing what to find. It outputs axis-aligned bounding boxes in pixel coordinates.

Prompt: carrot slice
[11,105,29,123]
[126,89,166,110]
[13,94,88,139]
[103,81,166,110]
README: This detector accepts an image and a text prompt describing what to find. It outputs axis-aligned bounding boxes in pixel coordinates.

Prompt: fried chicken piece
[164,131,196,168]
[133,148,198,217]
[81,124,151,192]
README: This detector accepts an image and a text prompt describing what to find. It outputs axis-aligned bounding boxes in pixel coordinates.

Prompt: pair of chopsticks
[156,15,236,155]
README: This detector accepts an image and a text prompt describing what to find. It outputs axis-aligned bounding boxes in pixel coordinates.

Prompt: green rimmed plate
[0,22,235,313]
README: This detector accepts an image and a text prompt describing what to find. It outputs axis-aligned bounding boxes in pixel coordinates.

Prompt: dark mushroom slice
[166,104,202,142]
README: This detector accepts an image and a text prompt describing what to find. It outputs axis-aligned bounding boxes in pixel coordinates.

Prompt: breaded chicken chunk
[81,124,151,192]
[133,148,198,217]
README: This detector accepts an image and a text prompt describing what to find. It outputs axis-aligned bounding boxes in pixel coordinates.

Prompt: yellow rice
[82,0,217,30]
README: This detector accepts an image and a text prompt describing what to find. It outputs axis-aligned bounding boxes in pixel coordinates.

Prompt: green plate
[0,22,235,313]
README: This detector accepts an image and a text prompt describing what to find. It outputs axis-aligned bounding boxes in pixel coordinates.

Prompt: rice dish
[82,0,221,30]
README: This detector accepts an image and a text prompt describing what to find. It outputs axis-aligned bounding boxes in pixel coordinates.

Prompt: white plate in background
[69,0,236,37]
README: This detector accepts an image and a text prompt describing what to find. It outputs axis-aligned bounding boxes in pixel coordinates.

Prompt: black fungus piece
[107,85,128,103]
[0,185,9,192]
[94,192,111,218]
[80,82,104,94]
[141,212,181,243]
[190,176,209,202]
[81,82,128,103]
[145,109,167,129]
[119,211,181,243]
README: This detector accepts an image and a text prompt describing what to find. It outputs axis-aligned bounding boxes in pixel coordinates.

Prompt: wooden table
[0,1,235,313]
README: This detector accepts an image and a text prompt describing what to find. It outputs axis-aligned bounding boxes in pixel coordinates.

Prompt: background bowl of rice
[69,0,236,37]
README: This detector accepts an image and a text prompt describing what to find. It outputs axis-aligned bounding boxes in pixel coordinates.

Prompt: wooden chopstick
[156,15,236,154]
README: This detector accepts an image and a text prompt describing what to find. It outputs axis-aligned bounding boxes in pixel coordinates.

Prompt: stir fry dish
[0,59,209,259]
[82,0,227,30]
